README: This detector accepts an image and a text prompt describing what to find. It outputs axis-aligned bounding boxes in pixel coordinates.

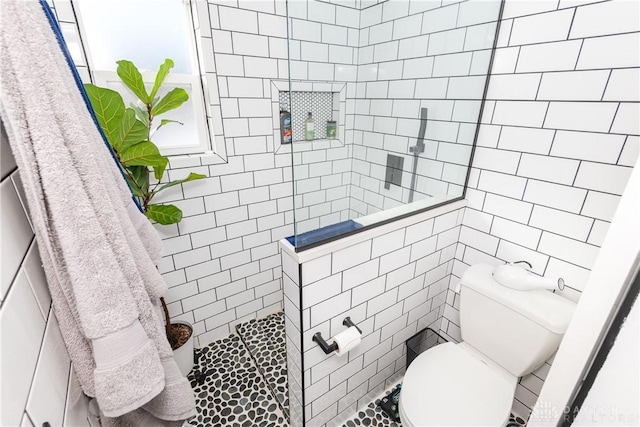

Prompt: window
[75,0,211,156]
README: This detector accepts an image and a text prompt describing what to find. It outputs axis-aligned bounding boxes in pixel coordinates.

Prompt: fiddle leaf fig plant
[85,58,205,225]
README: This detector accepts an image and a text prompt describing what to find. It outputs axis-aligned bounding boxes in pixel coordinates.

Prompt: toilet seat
[399,342,517,427]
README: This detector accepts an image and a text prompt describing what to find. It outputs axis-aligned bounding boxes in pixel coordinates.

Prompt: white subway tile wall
[444,0,640,419]
[349,0,502,218]
[282,206,464,426]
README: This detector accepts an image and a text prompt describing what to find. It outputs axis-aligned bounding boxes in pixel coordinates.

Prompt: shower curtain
[0,1,195,425]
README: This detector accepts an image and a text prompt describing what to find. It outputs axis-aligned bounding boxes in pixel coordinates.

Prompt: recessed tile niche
[271,81,346,151]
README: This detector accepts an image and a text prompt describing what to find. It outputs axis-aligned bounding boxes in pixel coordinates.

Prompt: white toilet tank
[460,264,577,377]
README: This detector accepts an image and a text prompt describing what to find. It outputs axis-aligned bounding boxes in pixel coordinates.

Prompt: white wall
[442,0,640,419]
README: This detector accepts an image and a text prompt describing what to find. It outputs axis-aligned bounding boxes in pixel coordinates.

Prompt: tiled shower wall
[282,204,465,426]
[439,0,640,418]
[349,0,502,216]
[1,121,90,425]
[150,0,365,345]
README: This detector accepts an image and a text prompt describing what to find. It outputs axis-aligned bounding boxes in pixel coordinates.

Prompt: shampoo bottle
[304,112,315,141]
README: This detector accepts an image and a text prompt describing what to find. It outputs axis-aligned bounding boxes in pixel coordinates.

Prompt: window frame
[73,0,214,157]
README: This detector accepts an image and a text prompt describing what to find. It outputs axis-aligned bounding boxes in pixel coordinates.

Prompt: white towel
[0,1,196,424]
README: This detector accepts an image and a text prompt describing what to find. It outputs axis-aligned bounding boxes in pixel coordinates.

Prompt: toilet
[399,263,576,426]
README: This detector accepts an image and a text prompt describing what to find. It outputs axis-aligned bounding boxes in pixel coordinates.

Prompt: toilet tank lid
[461,264,577,334]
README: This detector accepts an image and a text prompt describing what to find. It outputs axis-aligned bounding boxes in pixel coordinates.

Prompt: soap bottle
[304,112,315,141]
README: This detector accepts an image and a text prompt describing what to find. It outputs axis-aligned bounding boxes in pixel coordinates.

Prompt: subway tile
[343,258,380,291]
[464,22,496,51]
[244,57,278,78]
[293,19,321,42]
[337,5,360,28]
[410,236,437,263]
[523,180,587,214]
[570,0,640,39]
[421,4,459,34]
[538,232,600,270]
[515,40,582,73]
[498,126,554,155]
[462,208,493,233]
[369,21,393,45]
[322,24,349,46]
[427,28,466,56]
[611,103,640,136]
[458,0,501,26]
[379,247,411,275]
[604,69,640,102]
[587,220,610,247]
[551,131,625,164]
[491,216,542,249]
[393,14,422,40]
[509,9,573,46]
[352,276,386,307]
[214,53,244,76]
[1,179,33,296]
[218,6,258,33]
[258,12,287,38]
[574,162,633,195]
[530,205,593,241]
[232,32,269,57]
[478,170,527,199]
[581,191,621,222]
[577,33,640,70]
[502,0,560,19]
[459,225,499,255]
[303,274,342,307]
[374,40,399,63]
[537,70,610,101]
[227,77,263,97]
[301,41,329,62]
[332,240,371,273]
[310,292,351,327]
[517,153,580,186]
[398,35,429,59]
[1,272,46,427]
[432,53,472,78]
[471,147,521,174]
[238,0,274,14]
[483,193,533,224]
[371,229,405,259]
[492,101,548,128]
[308,0,336,24]
[487,73,542,100]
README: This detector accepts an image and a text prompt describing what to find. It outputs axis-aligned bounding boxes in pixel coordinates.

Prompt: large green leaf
[146,204,183,225]
[116,109,148,152]
[120,140,167,168]
[126,165,148,197]
[116,60,149,103]
[149,59,174,102]
[157,172,206,192]
[151,87,189,116]
[84,84,125,147]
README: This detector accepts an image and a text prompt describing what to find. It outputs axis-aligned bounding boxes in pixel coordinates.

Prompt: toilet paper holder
[313,317,362,354]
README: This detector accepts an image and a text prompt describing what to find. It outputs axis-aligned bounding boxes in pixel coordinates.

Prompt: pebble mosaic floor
[186,333,287,427]
[342,385,528,427]
[187,311,528,427]
[235,312,290,419]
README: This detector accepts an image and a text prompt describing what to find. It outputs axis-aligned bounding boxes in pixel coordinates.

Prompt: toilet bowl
[398,263,576,426]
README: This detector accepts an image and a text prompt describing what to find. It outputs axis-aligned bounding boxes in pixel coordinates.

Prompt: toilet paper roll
[333,326,361,357]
